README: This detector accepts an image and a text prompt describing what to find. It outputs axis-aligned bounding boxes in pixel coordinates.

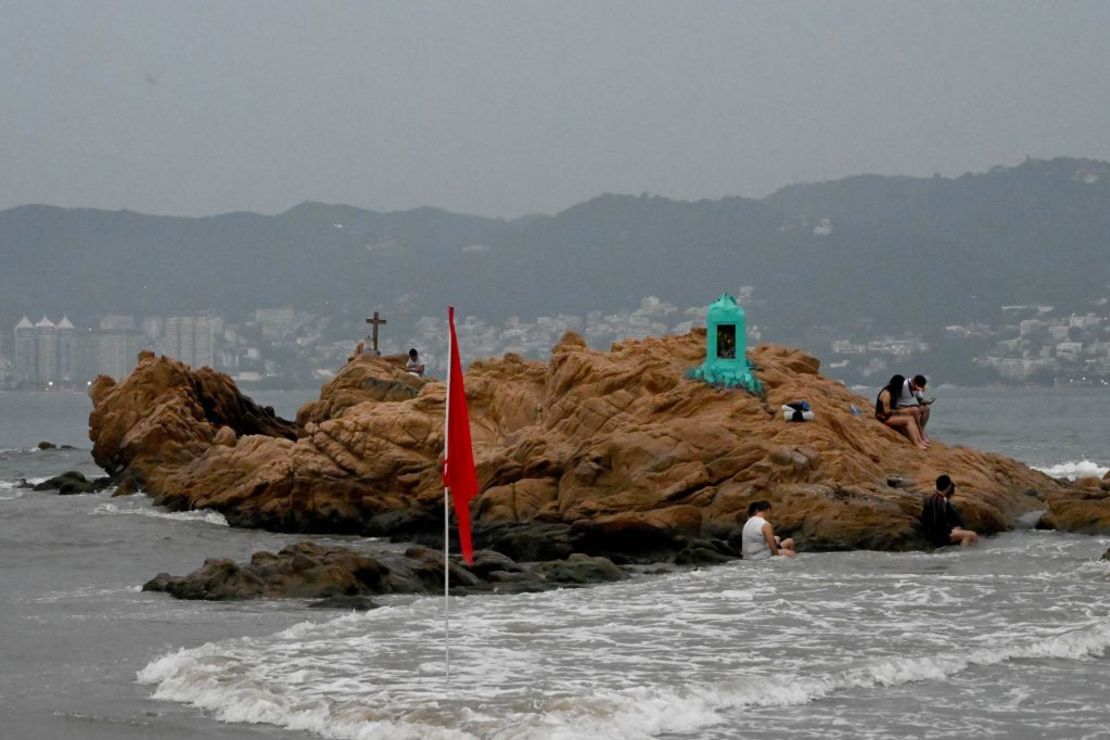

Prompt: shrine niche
[686,293,763,394]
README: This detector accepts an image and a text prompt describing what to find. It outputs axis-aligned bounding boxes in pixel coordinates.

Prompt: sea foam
[0,480,24,501]
[1033,460,1109,480]
[136,614,1110,740]
[93,501,229,526]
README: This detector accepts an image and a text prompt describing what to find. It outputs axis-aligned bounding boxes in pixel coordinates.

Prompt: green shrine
[686,293,763,394]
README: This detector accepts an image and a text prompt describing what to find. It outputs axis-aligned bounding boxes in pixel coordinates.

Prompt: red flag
[442,306,477,565]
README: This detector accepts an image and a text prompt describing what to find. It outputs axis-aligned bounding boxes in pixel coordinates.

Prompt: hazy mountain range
[3,157,1108,354]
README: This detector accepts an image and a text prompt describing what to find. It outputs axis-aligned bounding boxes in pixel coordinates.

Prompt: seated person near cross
[405,348,425,377]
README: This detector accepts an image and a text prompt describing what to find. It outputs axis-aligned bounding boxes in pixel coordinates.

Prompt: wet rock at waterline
[141,540,628,602]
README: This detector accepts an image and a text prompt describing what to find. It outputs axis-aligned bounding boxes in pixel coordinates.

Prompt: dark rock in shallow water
[476,522,579,562]
[1101,548,1109,562]
[308,595,379,611]
[675,538,738,566]
[33,471,112,495]
[37,441,57,450]
[142,540,631,601]
[533,553,626,585]
[467,548,526,577]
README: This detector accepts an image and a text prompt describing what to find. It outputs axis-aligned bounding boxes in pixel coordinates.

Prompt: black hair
[913,374,927,387]
[408,348,418,358]
[884,374,905,401]
[748,500,771,516]
[936,474,953,493]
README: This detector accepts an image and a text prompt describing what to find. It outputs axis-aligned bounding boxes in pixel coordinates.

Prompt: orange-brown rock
[1041,488,1110,535]
[89,331,1107,559]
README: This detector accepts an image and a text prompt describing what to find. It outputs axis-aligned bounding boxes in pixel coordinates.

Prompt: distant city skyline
[6,287,1110,390]
[4,2,1110,218]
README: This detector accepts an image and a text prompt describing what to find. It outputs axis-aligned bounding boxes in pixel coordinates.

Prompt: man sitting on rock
[921,474,979,547]
[742,500,796,560]
[405,348,425,377]
[897,374,933,443]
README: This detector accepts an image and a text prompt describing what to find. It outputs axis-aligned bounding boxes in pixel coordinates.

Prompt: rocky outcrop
[89,349,297,479]
[1041,488,1110,535]
[142,540,626,601]
[30,471,113,495]
[1037,471,1110,534]
[91,332,1104,561]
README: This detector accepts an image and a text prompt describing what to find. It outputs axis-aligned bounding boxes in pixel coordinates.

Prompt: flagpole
[444,482,450,682]
[443,307,452,684]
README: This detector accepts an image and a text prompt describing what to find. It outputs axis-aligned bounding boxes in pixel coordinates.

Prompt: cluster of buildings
[5,315,139,388]
[405,294,762,376]
[1,309,351,390]
[820,297,1110,386]
[825,335,932,379]
[0,289,766,389]
[1,314,235,389]
[967,305,1110,382]
[10,289,1104,391]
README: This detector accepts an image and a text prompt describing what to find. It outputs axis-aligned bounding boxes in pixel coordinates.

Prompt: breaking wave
[1034,459,1109,479]
[137,607,1110,740]
[93,502,229,526]
[0,476,48,499]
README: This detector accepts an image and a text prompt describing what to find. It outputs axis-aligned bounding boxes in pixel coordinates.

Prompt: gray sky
[4,1,1110,218]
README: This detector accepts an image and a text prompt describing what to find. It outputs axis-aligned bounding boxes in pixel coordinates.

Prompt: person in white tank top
[741,501,796,560]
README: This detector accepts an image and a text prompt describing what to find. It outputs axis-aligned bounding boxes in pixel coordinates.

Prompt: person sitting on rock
[875,374,927,450]
[405,348,425,377]
[896,374,933,443]
[742,500,796,560]
[921,474,978,547]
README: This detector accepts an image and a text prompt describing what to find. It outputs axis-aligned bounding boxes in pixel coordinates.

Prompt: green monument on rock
[686,293,763,395]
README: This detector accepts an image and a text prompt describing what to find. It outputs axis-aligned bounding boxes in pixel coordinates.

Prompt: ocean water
[1,386,1108,739]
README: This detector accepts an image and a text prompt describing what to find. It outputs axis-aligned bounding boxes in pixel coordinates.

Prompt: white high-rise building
[14,316,36,385]
[91,330,142,381]
[35,316,58,385]
[164,315,215,368]
[164,316,196,365]
[57,316,76,384]
[193,318,214,368]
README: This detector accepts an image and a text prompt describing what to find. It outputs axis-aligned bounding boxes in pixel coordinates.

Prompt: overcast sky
[3,1,1109,218]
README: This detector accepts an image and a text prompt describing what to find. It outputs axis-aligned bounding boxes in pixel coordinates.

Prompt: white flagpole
[444,482,450,682]
[443,309,452,683]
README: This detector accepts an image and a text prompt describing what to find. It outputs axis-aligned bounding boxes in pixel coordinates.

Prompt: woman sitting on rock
[875,374,928,450]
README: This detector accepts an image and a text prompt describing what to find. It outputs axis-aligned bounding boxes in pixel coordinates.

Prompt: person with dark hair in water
[921,475,979,547]
[742,500,796,560]
[875,374,927,450]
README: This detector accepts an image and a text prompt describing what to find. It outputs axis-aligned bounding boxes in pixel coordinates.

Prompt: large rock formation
[90,332,1104,560]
